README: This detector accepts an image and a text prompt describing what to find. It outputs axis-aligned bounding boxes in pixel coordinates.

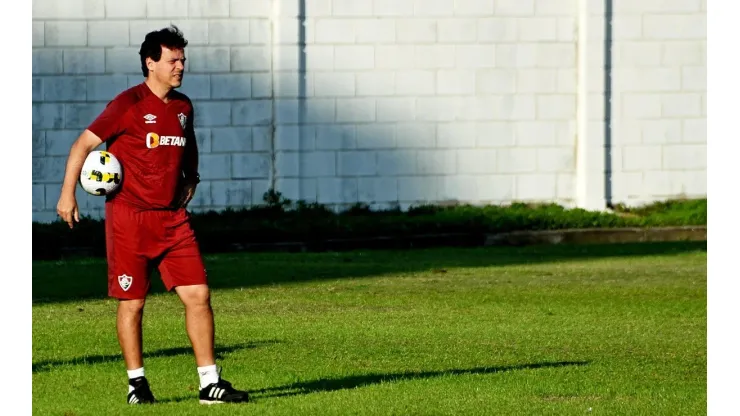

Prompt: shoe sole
[200,399,249,405]
[128,397,155,404]
[128,399,155,405]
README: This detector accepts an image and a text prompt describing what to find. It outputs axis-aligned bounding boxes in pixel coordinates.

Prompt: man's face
[148,46,185,88]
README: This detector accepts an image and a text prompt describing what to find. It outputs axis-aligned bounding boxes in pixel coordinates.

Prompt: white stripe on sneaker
[209,386,216,398]
[218,388,225,399]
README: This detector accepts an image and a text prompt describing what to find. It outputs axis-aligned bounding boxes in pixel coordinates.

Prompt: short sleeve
[87,96,132,142]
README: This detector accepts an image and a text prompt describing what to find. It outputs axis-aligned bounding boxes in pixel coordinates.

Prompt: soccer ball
[79,150,123,196]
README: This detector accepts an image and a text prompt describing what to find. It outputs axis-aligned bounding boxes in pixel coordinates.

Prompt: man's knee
[176,284,211,308]
[118,298,146,315]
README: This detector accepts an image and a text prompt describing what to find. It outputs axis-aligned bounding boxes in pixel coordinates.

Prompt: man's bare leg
[117,298,156,404]
[117,299,146,370]
[175,284,215,367]
[175,284,250,403]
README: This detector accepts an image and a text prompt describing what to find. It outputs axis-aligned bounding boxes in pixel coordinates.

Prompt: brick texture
[30,0,705,221]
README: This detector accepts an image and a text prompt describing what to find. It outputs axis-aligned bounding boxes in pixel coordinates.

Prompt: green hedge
[32,192,707,260]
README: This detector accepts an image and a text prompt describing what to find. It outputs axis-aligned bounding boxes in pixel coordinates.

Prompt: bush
[32,193,707,260]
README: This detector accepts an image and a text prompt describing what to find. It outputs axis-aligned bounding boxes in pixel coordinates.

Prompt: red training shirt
[87,82,198,210]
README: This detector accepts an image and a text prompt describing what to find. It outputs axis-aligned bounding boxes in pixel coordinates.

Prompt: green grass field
[32,242,707,415]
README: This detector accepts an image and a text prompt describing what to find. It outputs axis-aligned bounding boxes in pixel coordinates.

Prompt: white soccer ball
[79,150,123,196]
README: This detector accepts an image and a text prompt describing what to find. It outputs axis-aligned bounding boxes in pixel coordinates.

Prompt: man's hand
[177,181,197,208]
[57,192,80,229]
[56,129,103,229]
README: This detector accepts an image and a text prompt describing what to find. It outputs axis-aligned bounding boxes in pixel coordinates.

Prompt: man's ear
[146,57,155,72]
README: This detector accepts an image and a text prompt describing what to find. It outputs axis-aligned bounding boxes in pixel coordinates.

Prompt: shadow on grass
[154,360,590,404]
[32,241,706,305]
[32,341,280,374]
[255,361,590,399]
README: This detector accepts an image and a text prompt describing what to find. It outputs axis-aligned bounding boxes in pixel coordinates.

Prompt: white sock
[128,367,145,380]
[128,367,145,393]
[197,364,219,389]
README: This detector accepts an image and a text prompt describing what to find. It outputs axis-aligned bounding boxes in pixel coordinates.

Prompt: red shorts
[105,202,208,300]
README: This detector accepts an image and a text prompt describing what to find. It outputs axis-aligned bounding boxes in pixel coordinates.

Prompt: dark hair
[139,25,189,77]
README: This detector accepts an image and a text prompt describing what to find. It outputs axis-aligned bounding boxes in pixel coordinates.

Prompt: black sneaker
[199,377,249,404]
[127,376,156,404]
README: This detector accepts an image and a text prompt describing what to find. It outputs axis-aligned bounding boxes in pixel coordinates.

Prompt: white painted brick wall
[437,19,477,43]
[334,46,375,70]
[338,151,377,176]
[211,74,251,99]
[146,0,188,18]
[379,151,417,175]
[234,45,270,71]
[317,178,358,204]
[316,125,355,149]
[89,21,129,46]
[105,48,142,74]
[30,0,705,221]
[194,102,232,126]
[86,75,129,101]
[210,180,252,206]
[358,177,398,203]
[65,103,107,129]
[336,98,375,123]
[373,0,414,17]
[232,100,272,126]
[354,19,396,43]
[356,125,394,148]
[44,22,88,46]
[33,0,105,19]
[232,153,271,179]
[63,50,105,74]
[302,152,337,177]
[396,19,437,43]
[610,2,707,205]
[517,174,557,200]
[33,50,64,74]
[312,72,355,97]
[375,98,414,122]
[211,127,252,152]
[43,77,86,102]
[32,78,43,103]
[495,0,535,16]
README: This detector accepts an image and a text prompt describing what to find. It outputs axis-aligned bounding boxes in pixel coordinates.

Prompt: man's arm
[177,107,199,208]
[56,130,103,228]
[56,94,129,226]
[183,107,199,183]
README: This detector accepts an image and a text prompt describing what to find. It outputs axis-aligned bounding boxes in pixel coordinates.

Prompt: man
[55,25,249,405]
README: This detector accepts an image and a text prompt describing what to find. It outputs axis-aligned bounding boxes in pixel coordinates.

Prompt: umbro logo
[144,114,157,124]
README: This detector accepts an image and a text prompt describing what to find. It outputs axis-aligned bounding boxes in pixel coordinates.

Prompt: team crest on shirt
[178,113,187,130]
[118,274,133,291]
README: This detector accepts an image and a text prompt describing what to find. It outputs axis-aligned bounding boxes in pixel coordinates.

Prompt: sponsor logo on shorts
[146,132,187,149]
[118,274,133,291]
